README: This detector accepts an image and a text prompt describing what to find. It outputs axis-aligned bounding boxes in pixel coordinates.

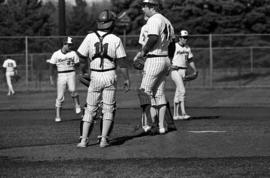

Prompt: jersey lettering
[93,42,109,58]
[7,62,14,67]
[67,58,75,66]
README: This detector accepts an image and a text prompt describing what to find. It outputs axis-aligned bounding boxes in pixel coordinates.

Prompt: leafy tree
[67,0,96,35]
[1,0,51,36]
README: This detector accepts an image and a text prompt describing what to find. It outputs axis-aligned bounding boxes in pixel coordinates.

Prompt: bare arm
[117,57,130,92]
[49,64,55,86]
[188,58,197,74]
[77,51,89,75]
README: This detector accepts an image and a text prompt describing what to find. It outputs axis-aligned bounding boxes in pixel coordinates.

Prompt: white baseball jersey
[77,31,126,71]
[146,13,175,56]
[49,50,79,72]
[172,43,193,68]
[2,59,16,72]
[139,24,148,47]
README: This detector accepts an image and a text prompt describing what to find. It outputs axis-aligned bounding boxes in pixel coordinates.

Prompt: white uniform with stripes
[170,43,193,102]
[137,24,151,106]
[49,50,80,107]
[77,31,126,122]
[140,13,174,106]
[2,59,16,94]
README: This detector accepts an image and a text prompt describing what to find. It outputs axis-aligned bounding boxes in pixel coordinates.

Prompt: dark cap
[63,36,73,44]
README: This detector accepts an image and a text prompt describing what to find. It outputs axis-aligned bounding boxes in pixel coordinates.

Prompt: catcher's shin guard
[165,102,177,131]
[99,108,116,137]
[79,121,94,141]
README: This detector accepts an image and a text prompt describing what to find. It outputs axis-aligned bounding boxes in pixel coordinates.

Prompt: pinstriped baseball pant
[140,57,170,106]
[83,71,117,123]
[170,69,186,103]
[5,71,15,94]
[55,72,77,107]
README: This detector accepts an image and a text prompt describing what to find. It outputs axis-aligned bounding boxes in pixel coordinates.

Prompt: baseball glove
[184,71,198,81]
[12,74,21,82]
[79,74,90,87]
[133,56,146,70]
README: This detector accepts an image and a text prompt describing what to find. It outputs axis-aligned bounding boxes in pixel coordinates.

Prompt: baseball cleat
[55,117,62,122]
[181,114,191,120]
[173,116,179,120]
[159,127,166,134]
[75,107,81,114]
[142,125,151,132]
[77,141,88,148]
[174,115,191,120]
[99,139,110,148]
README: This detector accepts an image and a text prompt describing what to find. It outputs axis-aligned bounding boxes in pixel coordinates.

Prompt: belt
[58,70,75,73]
[171,66,187,70]
[146,54,168,58]
[90,67,116,72]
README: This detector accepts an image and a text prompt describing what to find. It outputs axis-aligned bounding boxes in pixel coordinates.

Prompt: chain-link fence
[1,34,270,91]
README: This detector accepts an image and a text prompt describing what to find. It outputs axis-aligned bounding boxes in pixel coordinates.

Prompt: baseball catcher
[78,73,115,143]
[77,9,130,148]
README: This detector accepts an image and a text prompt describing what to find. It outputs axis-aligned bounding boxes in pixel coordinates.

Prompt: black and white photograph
[1,0,270,177]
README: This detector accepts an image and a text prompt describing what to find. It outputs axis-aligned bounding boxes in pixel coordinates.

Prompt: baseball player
[48,36,81,122]
[170,30,198,120]
[134,0,175,134]
[77,9,130,148]
[2,57,17,96]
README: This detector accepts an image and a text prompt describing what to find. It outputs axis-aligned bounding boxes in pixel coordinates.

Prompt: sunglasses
[180,36,188,40]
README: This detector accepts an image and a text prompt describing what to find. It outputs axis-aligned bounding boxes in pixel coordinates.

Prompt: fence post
[123,28,126,48]
[209,34,213,88]
[250,47,254,73]
[25,36,28,90]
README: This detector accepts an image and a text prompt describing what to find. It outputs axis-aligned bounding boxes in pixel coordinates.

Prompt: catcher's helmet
[97,10,116,30]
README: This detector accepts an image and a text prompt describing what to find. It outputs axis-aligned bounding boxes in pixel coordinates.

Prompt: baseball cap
[63,36,73,45]
[142,0,159,5]
[180,30,189,39]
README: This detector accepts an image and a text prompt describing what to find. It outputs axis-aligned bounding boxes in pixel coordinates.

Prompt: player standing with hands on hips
[2,57,17,96]
[170,30,198,120]
[48,37,81,122]
[77,9,130,148]
[133,0,175,134]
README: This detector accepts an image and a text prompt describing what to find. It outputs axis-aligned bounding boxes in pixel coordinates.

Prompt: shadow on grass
[190,115,220,120]
[110,127,177,146]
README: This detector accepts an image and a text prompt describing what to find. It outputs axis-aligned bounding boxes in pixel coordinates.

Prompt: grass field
[1,88,270,177]
[1,104,270,177]
[1,157,270,178]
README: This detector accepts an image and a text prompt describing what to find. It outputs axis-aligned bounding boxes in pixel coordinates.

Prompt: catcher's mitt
[184,71,198,81]
[79,74,90,87]
[133,56,146,70]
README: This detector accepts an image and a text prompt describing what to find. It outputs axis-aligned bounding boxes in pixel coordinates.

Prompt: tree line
[1,0,270,55]
[1,0,270,36]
